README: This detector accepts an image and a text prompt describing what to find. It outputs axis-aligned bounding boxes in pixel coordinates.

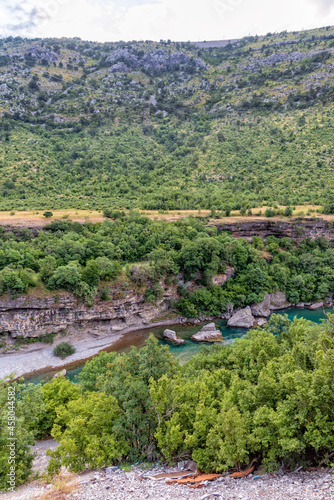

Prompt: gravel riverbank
[0,317,192,380]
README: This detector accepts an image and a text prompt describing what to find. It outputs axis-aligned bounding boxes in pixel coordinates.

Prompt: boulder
[191,323,223,342]
[296,302,305,308]
[227,307,255,328]
[54,369,66,378]
[308,302,323,310]
[251,292,271,317]
[268,291,291,310]
[253,317,267,327]
[163,329,185,344]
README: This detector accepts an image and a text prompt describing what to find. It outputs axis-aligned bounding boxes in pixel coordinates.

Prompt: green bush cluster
[2,316,334,488]
[53,342,76,359]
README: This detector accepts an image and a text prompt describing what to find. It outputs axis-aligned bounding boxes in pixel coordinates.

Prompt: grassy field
[0,205,331,228]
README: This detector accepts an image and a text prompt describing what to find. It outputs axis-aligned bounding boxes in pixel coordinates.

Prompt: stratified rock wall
[215,218,334,242]
[0,290,175,338]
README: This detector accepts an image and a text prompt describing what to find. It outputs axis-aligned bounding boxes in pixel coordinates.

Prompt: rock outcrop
[215,219,334,242]
[212,267,235,286]
[25,46,58,63]
[106,48,205,75]
[191,323,223,342]
[251,292,271,317]
[0,289,176,339]
[163,329,185,344]
[251,291,291,318]
[253,318,268,328]
[269,291,291,310]
[227,307,255,328]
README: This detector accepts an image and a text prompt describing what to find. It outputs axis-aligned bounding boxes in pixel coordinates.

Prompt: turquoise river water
[25,307,331,384]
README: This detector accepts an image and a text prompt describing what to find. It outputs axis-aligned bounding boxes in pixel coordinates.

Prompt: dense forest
[0,27,334,211]
[1,315,334,489]
[0,215,333,315]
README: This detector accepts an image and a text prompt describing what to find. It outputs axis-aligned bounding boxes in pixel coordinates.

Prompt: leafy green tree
[47,263,82,292]
[47,392,127,474]
[82,260,100,288]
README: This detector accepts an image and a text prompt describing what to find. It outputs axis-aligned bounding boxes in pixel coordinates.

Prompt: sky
[1,0,334,42]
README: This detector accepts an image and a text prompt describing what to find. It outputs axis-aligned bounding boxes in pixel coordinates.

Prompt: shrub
[43,211,53,218]
[53,342,76,359]
[265,207,276,217]
[284,206,293,217]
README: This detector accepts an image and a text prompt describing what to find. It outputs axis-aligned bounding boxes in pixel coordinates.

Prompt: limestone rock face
[191,323,223,342]
[25,46,58,63]
[251,292,271,317]
[227,307,255,328]
[0,289,175,338]
[309,302,323,309]
[269,291,291,310]
[105,48,205,75]
[163,329,185,344]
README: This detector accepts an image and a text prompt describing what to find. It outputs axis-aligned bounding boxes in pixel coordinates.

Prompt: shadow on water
[25,307,332,385]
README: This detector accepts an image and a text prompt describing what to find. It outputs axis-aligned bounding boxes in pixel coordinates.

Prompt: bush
[284,206,293,217]
[43,211,53,218]
[265,207,276,217]
[53,342,76,359]
[103,208,125,219]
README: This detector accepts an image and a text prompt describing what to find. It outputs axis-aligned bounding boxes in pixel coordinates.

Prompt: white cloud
[1,0,334,41]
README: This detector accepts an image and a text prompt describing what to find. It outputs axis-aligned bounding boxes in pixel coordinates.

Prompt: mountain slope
[0,26,334,210]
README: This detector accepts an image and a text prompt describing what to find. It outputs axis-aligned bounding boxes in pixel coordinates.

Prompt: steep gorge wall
[0,290,176,339]
[215,218,334,241]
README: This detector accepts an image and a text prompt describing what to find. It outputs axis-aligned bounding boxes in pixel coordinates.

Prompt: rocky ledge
[191,322,223,342]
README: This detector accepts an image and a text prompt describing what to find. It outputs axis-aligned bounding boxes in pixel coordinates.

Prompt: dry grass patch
[37,472,80,500]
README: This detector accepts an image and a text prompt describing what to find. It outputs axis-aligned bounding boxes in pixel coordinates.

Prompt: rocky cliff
[0,289,176,339]
[214,218,334,241]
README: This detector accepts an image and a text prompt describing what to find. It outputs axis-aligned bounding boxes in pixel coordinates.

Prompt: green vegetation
[0,28,334,211]
[53,342,76,359]
[1,318,334,489]
[0,215,332,314]
[43,211,53,218]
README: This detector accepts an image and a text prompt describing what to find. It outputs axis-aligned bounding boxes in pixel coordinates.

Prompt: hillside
[1,26,334,211]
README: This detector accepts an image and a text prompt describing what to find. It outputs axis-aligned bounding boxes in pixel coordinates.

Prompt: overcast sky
[1,0,334,42]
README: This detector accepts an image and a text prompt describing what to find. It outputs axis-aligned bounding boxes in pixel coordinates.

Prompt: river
[23,306,331,385]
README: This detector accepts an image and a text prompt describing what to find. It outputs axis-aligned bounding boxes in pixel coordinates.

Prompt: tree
[47,392,127,473]
[86,335,178,461]
[43,211,53,218]
[47,263,82,292]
